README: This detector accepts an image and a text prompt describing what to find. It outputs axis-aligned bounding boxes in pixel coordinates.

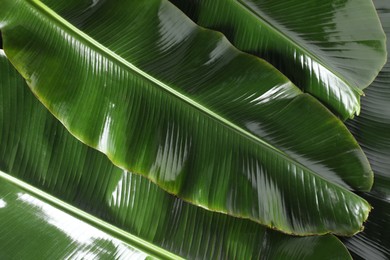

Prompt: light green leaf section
[343,1,390,258]
[171,0,387,119]
[0,51,352,259]
[0,0,373,235]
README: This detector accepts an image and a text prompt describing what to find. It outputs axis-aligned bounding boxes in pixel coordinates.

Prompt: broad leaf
[0,173,173,260]
[0,0,373,235]
[0,51,352,259]
[171,0,387,119]
[343,1,390,258]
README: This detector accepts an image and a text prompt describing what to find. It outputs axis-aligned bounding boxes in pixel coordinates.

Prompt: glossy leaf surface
[0,173,163,260]
[343,1,390,258]
[0,51,352,259]
[171,0,387,119]
[0,0,373,235]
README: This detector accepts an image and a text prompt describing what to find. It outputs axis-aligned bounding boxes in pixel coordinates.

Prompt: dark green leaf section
[0,51,352,259]
[343,194,390,260]
[0,0,372,235]
[343,1,390,259]
[0,174,158,260]
[347,0,390,199]
[171,0,387,119]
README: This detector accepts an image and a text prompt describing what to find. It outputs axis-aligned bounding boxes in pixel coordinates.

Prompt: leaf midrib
[27,0,349,191]
[235,0,363,95]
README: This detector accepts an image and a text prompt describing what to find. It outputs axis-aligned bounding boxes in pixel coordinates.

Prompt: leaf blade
[343,1,390,258]
[0,50,352,259]
[171,0,387,119]
[0,0,373,235]
[0,171,179,260]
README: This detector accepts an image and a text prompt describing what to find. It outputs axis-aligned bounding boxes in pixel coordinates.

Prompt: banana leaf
[0,51,352,259]
[0,0,373,235]
[170,0,387,120]
[0,172,173,260]
[342,1,390,258]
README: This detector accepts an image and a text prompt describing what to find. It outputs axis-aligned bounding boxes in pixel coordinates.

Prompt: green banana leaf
[342,1,390,258]
[171,0,387,120]
[0,0,374,236]
[0,51,352,259]
[0,172,173,260]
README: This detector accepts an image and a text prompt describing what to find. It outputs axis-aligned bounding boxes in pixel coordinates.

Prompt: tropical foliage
[0,0,388,259]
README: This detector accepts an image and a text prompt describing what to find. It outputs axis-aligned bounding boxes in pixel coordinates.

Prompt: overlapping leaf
[0,0,373,235]
[342,1,390,258]
[171,0,387,119]
[343,194,390,260]
[0,174,161,260]
[346,0,390,199]
[0,51,352,259]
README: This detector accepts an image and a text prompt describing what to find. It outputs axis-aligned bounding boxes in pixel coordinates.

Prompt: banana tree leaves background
[171,0,387,120]
[0,173,162,260]
[347,0,390,199]
[0,0,374,236]
[342,0,390,258]
[0,51,352,259]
